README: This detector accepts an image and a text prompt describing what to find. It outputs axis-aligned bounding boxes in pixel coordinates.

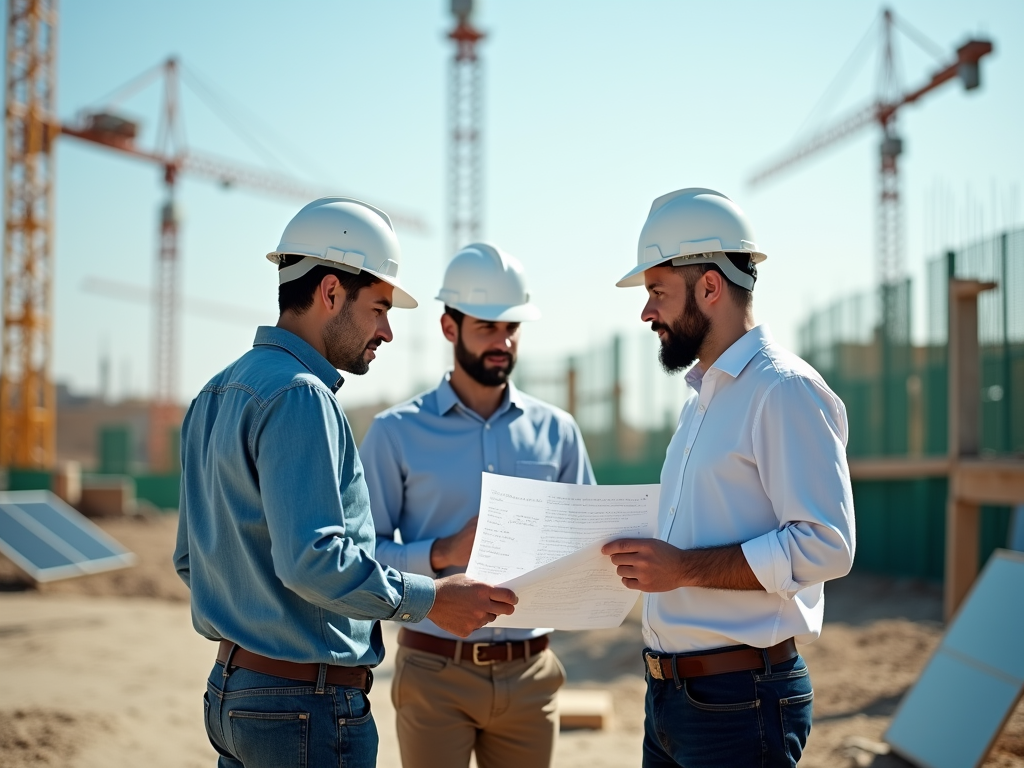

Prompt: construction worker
[603,188,856,768]
[361,242,595,768]
[174,199,517,768]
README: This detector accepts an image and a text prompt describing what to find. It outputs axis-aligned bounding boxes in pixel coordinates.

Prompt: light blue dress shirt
[361,374,595,642]
[174,326,436,667]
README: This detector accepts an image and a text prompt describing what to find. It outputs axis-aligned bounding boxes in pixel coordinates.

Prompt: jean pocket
[756,655,809,682]
[337,701,379,768]
[228,710,309,768]
[342,690,372,724]
[780,690,814,763]
[683,677,760,712]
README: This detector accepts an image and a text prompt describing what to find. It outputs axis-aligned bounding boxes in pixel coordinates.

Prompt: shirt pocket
[515,460,559,482]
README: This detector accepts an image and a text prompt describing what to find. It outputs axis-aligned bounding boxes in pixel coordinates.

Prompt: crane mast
[448,0,485,258]
[1,0,58,468]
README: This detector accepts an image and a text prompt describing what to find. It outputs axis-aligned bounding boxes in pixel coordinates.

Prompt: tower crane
[749,9,992,290]
[447,0,485,259]
[1,0,426,471]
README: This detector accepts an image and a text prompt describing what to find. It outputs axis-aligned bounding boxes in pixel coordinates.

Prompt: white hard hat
[266,196,418,309]
[616,188,767,291]
[436,242,541,322]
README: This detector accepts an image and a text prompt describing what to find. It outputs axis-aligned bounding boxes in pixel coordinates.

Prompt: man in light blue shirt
[362,243,594,768]
[175,200,517,768]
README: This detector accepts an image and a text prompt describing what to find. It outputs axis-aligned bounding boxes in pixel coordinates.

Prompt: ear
[318,275,345,315]
[440,313,459,344]
[699,269,727,308]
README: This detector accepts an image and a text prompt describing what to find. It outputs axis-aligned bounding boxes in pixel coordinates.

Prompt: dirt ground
[1,513,1022,767]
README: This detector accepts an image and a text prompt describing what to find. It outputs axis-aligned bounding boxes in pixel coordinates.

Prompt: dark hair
[443,306,465,326]
[278,256,381,315]
[677,253,755,308]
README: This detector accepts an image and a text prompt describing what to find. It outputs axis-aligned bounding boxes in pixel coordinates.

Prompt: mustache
[650,321,670,335]
[365,336,387,351]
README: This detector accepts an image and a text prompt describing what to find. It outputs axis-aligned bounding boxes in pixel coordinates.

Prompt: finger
[609,553,639,566]
[602,539,642,556]
[485,613,497,623]
[621,577,642,590]
[616,564,638,578]
[489,599,515,616]
[489,587,518,605]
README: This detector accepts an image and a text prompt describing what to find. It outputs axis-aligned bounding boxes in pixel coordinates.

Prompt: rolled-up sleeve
[742,375,856,599]
[253,384,434,623]
[362,418,437,576]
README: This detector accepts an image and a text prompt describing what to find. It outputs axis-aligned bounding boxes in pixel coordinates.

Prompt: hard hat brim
[615,251,766,289]
[368,270,418,309]
[440,300,542,323]
[269,251,418,309]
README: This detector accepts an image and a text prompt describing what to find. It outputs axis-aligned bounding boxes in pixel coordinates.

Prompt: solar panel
[0,490,136,582]
[885,549,1024,768]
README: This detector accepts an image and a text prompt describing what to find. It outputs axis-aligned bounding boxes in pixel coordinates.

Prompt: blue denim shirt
[361,374,594,642]
[174,326,435,667]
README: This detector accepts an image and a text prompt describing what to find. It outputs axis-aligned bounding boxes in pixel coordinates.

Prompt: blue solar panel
[0,491,135,582]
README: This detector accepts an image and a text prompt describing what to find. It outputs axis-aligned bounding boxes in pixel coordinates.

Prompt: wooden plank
[949,280,996,459]
[559,689,613,730]
[848,457,950,481]
[954,461,1024,505]
[945,498,981,621]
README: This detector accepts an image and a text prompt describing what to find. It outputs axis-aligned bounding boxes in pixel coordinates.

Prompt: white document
[465,474,660,629]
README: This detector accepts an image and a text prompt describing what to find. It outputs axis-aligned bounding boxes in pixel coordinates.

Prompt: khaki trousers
[390,643,565,768]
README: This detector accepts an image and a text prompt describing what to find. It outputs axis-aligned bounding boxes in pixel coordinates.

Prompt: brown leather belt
[645,638,798,681]
[398,627,549,665]
[217,640,372,692]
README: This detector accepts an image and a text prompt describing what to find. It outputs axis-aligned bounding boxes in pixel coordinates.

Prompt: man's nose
[378,317,394,343]
[641,300,657,324]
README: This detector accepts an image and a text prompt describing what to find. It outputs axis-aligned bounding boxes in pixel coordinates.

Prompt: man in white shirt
[603,188,856,768]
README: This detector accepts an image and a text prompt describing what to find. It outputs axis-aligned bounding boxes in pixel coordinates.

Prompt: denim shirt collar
[435,372,524,420]
[253,326,345,393]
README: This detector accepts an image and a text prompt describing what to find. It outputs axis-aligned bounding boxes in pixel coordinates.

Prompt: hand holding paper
[465,474,659,630]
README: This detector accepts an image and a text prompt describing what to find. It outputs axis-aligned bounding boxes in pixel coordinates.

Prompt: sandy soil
[1,514,1022,767]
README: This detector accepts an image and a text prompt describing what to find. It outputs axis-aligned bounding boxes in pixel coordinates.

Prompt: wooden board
[559,688,614,730]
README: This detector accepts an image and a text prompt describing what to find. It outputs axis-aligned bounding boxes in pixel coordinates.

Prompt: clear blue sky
[5,0,1022,407]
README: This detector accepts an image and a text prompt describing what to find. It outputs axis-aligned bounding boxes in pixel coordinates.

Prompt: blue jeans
[203,662,377,768]
[642,648,813,768]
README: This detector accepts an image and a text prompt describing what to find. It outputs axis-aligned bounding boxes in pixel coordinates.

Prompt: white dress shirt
[644,324,855,653]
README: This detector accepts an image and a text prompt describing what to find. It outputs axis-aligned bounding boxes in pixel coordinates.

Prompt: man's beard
[323,301,384,375]
[653,284,711,373]
[455,333,516,387]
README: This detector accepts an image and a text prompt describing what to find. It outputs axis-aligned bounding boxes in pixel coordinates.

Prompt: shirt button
[670,506,675,515]
[401,613,411,620]
[684,447,690,455]
[488,464,494,472]
[484,424,491,430]
[698,404,706,412]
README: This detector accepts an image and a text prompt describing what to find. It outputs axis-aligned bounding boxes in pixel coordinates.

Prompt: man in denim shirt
[175,199,517,768]
[362,243,594,768]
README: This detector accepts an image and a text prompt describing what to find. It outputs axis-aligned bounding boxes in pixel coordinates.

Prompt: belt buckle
[472,642,513,665]
[645,653,665,680]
